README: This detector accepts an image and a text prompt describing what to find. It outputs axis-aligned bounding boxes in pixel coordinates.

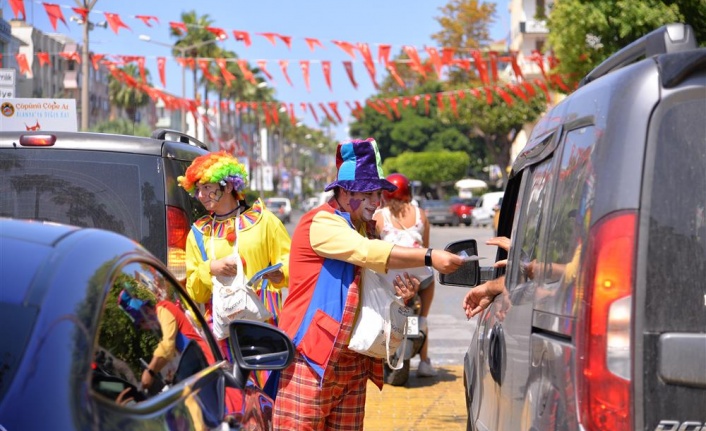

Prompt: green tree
[170,11,219,103]
[107,64,150,122]
[384,151,470,198]
[548,0,706,88]
[91,118,152,137]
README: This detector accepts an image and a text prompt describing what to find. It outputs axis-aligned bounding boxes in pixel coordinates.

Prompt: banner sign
[0,98,78,131]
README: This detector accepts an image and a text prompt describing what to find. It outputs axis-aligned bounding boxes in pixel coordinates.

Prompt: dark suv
[0,129,208,282]
[440,24,705,430]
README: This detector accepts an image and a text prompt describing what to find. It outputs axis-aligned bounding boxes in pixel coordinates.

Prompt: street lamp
[139,34,222,134]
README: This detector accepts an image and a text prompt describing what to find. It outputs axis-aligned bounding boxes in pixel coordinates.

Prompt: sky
[2,0,510,141]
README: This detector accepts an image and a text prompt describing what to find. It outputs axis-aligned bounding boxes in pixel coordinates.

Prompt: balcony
[520,19,549,34]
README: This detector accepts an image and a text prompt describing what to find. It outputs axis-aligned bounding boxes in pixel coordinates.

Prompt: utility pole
[76,0,98,131]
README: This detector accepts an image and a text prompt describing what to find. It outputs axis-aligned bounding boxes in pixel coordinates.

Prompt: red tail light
[166,206,190,283]
[577,211,636,430]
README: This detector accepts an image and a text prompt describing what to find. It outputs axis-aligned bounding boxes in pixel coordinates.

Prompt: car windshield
[267,201,285,208]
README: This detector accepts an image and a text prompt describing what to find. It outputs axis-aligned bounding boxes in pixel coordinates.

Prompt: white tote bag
[349,268,414,369]
[211,224,272,340]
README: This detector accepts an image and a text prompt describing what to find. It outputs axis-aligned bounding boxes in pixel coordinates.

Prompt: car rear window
[0,149,160,244]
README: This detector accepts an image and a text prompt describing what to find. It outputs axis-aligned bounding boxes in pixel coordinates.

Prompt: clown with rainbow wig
[178,151,291,346]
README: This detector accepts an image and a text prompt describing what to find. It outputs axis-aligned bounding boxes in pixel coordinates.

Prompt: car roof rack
[579,23,697,88]
[151,128,208,150]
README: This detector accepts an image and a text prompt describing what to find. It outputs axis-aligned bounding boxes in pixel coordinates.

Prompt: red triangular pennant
[135,15,159,27]
[37,52,51,67]
[42,3,67,31]
[9,0,26,20]
[257,60,275,85]
[304,37,323,52]
[321,61,333,92]
[233,30,251,47]
[157,57,166,87]
[300,60,311,92]
[343,61,358,89]
[104,12,131,35]
[278,60,294,87]
[332,40,357,60]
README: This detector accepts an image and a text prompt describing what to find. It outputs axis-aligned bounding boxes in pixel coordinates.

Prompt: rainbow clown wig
[178,151,248,196]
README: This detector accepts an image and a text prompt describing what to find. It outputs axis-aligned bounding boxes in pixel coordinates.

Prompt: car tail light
[20,134,56,146]
[577,211,636,430]
[166,206,190,284]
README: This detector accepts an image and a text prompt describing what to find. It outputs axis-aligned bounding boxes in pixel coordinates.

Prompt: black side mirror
[228,321,295,371]
[439,239,481,287]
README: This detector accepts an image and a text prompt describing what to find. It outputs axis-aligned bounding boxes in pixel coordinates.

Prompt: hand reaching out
[462,276,506,318]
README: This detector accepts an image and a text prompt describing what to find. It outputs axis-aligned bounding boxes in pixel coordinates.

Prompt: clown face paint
[345,190,383,223]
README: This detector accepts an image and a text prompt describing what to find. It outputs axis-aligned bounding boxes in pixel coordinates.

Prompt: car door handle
[488,322,504,385]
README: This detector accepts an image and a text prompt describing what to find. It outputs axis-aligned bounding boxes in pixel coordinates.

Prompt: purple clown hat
[324,138,397,193]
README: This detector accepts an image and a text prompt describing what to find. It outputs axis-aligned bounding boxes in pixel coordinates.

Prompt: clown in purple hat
[272,138,466,429]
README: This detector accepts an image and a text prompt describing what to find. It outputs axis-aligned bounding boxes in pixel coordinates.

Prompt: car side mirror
[439,239,481,287]
[228,321,295,370]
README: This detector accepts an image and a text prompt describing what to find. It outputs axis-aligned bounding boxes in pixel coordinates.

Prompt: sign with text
[0,68,16,100]
[0,98,78,131]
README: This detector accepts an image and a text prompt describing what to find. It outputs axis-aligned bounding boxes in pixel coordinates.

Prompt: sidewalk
[364,365,466,431]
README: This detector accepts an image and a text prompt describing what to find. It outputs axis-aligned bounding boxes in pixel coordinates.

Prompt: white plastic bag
[211,227,272,340]
[348,268,413,368]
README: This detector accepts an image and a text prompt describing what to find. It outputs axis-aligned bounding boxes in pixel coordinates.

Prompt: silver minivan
[440,24,706,431]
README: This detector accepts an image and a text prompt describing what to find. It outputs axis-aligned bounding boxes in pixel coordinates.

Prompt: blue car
[0,218,293,430]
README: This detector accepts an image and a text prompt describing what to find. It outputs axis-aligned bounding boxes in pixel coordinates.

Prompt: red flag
[137,57,146,82]
[424,94,431,116]
[449,93,459,117]
[357,43,378,89]
[59,51,81,63]
[354,101,364,116]
[271,103,280,126]
[321,61,333,92]
[425,47,443,78]
[318,103,337,124]
[386,63,406,88]
[278,34,293,49]
[328,102,343,123]
[16,53,31,77]
[522,81,536,97]
[550,74,570,92]
[42,3,67,31]
[175,57,195,71]
[386,99,400,119]
[484,87,494,105]
[454,58,471,71]
[237,60,257,84]
[257,60,275,84]
[135,15,159,27]
[403,46,426,78]
[495,87,514,105]
[71,7,88,22]
[507,83,528,102]
[436,93,445,112]
[308,103,319,124]
[233,30,252,47]
[104,12,131,35]
[206,26,228,41]
[37,52,51,67]
[9,0,26,20]
[217,58,236,87]
[534,78,551,102]
[157,57,166,87]
[258,32,278,46]
[470,50,489,84]
[378,44,391,66]
[343,61,358,89]
[262,102,272,127]
[441,47,456,66]
[488,51,499,82]
[304,37,323,52]
[332,40,357,60]
[529,50,547,79]
[278,60,294,87]
[300,60,311,92]
[300,102,308,114]
[91,54,105,71]
[220,100,230,113]
[510,51,524,81]
[288,103,296,126]
[456,90,466,100]
[169,21,187,36]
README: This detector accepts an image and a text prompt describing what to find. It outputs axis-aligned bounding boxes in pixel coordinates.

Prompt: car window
[506,158,554,301]
[92,261,215,406]
[0,151,161,246]
[536,126,596,312]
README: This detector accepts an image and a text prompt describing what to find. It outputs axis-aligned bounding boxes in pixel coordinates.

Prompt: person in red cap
[374,172,438,377]
[273,138,465,430]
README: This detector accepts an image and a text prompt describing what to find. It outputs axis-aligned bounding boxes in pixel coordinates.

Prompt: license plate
[406,315,419,336]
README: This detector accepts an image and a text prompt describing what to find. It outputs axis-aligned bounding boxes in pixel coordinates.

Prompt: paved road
[283,210,499,367]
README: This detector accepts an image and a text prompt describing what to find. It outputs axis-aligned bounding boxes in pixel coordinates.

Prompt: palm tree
[108,64,151,122]
[169,11,219,104]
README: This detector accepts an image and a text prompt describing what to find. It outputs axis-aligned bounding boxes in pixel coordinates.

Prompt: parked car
[265,197,292,223]
[301,196,319,212]
[421,199,459,226]
[450,196,480,226]
[469,191,504,227]
[0,218,294,430]
[439,24,706,431]
[492,197,503,234]
[0,129,209,283]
